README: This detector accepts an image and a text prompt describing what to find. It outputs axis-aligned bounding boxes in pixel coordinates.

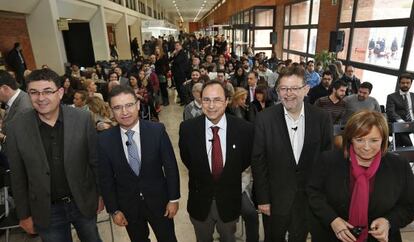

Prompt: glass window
[309,29,318,54]
[311,0,320,24]
[350,27,407,69]
[291,1,310,25]
[288,53,302,63]
[255,30,273,48]
[355,0,412,22]
[340,0,354,23]
[255,9,274,27]
[283,52,288,60]
[244,11,250,24]
[289,29,308,52]
[408,39,414,71]
[284,5,290,26]
[337,28,350,60]
[354,68,397,105]
[283,29,289,49]
[255,50,272,58]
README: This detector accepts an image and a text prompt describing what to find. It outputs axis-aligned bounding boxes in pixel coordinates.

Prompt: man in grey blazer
[0,70,32,138]
[6,68,103,241]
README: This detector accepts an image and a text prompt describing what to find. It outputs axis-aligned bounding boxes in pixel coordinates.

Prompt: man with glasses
[98,85,180,242]
[6,68,103,241]
[179,80,254,242]
[251,66,332,242]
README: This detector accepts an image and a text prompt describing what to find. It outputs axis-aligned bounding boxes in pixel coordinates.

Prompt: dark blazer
[386,92,414,147]
[3,90,32,133]
[251,103,332,216]
[6,106,99,227]
[179,114,254,222]
[98,120,180,221]
[170,49,189,82]
[307,150,414,242]
[386,92,414,122]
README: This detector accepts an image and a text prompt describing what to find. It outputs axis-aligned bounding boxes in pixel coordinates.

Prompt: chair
[333,125,345,137]
[0,170,20,242]
[391,122,414,151]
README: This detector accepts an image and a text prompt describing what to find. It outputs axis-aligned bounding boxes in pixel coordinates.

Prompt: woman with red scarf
[308,110,414,242]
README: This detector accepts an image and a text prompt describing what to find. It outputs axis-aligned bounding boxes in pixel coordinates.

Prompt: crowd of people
[0,33,414,242]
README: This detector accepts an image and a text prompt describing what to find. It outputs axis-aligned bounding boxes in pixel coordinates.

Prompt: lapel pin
[233,144,236,149]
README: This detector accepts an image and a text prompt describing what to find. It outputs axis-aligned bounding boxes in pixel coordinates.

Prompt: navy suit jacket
[98,120,180,221]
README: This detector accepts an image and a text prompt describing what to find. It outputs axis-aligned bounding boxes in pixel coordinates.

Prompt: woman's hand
[368,217,389,242]
[330,217,357,242]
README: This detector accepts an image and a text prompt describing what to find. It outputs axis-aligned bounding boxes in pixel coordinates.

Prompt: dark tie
[403,94,412,122]
[125,130,141,176]
[211,126,223,181]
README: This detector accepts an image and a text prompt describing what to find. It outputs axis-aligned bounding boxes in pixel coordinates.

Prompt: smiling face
[27,80,63,116]
[201,83,228,124]
[277,75,309,113]
[352,126,382,164]
[110,92,140,130]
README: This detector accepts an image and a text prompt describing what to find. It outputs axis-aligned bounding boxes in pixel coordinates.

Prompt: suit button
[46,172,50,175]
[295,169,300,173]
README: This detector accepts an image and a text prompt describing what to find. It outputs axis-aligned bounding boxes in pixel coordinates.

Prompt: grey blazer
[2,90,32,132]
[6,105,99,228]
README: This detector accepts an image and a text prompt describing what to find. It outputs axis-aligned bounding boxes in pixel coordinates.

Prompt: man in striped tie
[98,85,180,242]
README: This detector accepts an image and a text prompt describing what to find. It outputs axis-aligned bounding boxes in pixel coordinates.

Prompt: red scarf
[348,145,381,242]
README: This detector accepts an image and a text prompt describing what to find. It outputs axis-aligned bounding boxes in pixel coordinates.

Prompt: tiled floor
[3,90,414,241]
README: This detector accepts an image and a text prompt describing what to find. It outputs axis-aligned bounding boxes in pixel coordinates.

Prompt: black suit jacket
[98,120,180,221]
[6,106,99,227]
[386,92,414,122]
[307,150,414,242]
[170,49,189,82]
[179,115,254,222]
[3,90,32,133]
[251,103,332,216]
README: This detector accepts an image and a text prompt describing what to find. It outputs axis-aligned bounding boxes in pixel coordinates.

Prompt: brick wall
[0,13,36,70]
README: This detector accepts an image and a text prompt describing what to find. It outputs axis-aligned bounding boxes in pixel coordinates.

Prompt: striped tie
[125,130,141,176]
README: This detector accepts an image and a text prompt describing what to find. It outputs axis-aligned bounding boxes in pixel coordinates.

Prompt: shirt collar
[7,89,20,108]
[283,103,305,121]
[38,105,64,127]
[120,120,140,135]
[399,90,409,95]
[205,113,227,131]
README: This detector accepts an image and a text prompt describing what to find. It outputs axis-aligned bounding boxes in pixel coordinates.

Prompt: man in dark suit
[386,73,414,147]
[6,68,103,241]
[179,80,254,242]
[0,70,32,168]
[252,66,332,242]
[6,42,27,86]
[98,85,180,242]
[170,41,189,105]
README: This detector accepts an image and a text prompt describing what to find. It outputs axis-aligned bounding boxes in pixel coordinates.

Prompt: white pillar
[115,14,131,60]
[26,0,67,74]
[90,5,110,61]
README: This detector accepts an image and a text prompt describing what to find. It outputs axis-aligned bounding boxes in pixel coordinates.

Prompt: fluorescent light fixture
[148,26,177,31]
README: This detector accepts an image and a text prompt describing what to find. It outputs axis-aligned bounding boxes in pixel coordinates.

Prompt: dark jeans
[35,201,101,242]
[160,82,169,105]
[241,192,259,242]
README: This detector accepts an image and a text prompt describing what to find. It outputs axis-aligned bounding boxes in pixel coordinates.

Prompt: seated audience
[343,82,380,122]
[61,75,75,105]
[308,70,333,104]
[314,80,347,125]
[84,79,104,100]
[71,90,89,111]
[227,87,248,120]
[87,96,115,131]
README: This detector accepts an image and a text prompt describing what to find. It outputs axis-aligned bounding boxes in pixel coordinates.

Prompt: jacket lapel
[275,104,298,168]
[25,110,49,170]
[197,116,212,177]
[63,106,74,165]
[298,103,312,163]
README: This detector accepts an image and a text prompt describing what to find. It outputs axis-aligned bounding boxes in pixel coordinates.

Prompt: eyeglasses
[352,138,382,146]
[201,97,226,105]
[28,89,59,97]
[277,85,307,93]
[111,101,138,113]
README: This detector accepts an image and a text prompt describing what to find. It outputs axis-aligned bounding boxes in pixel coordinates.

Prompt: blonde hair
[229,87,248,108]
[87,96,111,119]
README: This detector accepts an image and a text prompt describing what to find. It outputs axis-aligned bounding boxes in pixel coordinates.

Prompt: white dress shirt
[120,121,142,165]
[205,114,227,171]
[284,104,305,164]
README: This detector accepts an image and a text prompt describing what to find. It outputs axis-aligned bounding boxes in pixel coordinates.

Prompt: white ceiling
[159,0,221,22]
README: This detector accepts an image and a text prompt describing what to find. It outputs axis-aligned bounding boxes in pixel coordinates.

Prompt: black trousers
[125,197,177,242]
[160,82,169,105]
[265,192,310,242]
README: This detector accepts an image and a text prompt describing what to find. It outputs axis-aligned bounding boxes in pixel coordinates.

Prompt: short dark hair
[192,69,201,75]
[248,71,258,79]
[332,80,347,90]
[108,85,138,106]
[306,60,314,66]
[359,82,373,93]
[278,65,305,85]
[26,68,61,88]
[216,69,226,75]
[14,42,20,48]
[108,71,119,79]
[74,90,88,101]
[0,70,18,90]
[398,73,413,83]
[322,70,333,78]
[201,80,230,99]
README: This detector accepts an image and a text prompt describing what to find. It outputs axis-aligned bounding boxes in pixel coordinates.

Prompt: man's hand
[96,196,105,214]
[19,217,36,234]
[258,204,271,216]
[164,201,179,219]
[112,211,128,227]
[369,217,390,242]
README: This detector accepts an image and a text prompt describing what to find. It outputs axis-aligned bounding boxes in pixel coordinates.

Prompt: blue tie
[125,130,141,176]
